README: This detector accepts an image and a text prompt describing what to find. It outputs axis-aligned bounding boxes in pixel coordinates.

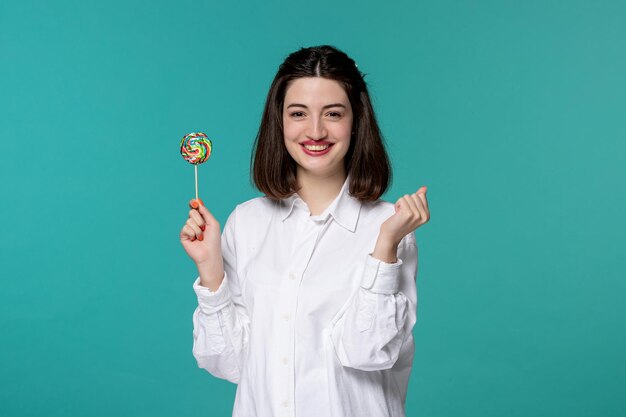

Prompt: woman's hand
[372,187,430,263]
[180,199,225,290]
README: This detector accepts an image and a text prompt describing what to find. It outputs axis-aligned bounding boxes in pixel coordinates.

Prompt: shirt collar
[278,194,300,221]
[278,177,362,232]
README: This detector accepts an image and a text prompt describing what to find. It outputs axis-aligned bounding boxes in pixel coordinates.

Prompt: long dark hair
[252,45,391,201]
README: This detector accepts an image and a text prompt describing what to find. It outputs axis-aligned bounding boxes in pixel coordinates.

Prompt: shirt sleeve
[330,233,418,371]
[192,207,250,384]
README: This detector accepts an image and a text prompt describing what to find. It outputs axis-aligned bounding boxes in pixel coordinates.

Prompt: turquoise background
[1,0,625,416]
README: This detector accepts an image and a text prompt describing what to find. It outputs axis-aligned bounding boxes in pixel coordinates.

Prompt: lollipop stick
[195,165,199,202]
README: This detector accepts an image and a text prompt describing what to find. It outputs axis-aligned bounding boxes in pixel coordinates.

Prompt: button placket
[279,213,328,416]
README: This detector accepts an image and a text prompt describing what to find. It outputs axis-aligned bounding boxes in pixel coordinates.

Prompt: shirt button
[288,272,296,280]
[283,314,291,321]
[282,400,289,408]
[282,357,288,365]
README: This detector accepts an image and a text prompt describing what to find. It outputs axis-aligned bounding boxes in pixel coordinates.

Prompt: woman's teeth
[303,144,330,151]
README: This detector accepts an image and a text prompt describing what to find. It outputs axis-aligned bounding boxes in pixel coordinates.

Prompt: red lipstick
[300,141,334,156]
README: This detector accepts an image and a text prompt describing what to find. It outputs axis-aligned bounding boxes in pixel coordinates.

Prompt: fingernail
[200,225,206,231]
[191,236,196,241]
[198,198,204,206]
[190,200,199,209]
[198,234,204,241]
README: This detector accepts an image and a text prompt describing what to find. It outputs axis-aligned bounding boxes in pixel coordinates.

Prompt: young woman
[180,45,430,417]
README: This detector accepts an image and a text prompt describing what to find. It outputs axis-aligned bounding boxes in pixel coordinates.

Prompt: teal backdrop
[1,0,625,416]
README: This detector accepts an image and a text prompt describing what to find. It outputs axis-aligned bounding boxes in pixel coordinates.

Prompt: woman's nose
[306,119,328,140]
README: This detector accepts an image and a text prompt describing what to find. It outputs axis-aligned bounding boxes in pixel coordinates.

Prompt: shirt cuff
[193,273,231,314]
[360,254,403,294]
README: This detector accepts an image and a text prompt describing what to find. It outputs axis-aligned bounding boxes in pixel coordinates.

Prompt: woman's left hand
[372,186,430,262]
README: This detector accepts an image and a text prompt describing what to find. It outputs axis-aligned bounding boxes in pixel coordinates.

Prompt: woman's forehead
[284,77,349,107]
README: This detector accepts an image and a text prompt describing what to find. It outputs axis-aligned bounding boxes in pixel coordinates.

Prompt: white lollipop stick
[195,165,199,202]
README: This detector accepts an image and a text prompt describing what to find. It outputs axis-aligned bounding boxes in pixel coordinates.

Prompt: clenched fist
[373,186,430,263]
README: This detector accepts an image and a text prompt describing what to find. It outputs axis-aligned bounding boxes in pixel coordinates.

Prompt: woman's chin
[297,161,345,178]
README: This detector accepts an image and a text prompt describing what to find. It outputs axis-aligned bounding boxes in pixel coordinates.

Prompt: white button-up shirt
[192,179,418,417]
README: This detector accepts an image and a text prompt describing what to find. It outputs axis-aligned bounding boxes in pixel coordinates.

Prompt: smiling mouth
[302,144,331,151]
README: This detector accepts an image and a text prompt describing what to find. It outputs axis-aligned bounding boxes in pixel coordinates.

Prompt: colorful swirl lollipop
[180,132,212,164]
[180,132,214,202]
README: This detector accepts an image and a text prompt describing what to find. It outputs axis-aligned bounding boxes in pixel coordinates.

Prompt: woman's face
[282,77,353,179]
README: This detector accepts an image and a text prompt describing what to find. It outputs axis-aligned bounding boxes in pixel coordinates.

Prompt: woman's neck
[296,169,346,216]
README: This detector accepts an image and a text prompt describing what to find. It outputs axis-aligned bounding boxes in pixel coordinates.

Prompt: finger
[189,209,206,231]
[397,195,417,219]
[196,202,218,226]
[186,218,204,240]
[416,189,430,218]
[181,225,197,241]
[416,188,428,209]
[395,194,408,213]
[410,193,428,223]
[189,198,205,210]
[402,194,421,220]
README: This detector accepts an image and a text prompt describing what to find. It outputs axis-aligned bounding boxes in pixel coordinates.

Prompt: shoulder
[234,196,278,215]
[360,198,395,221]
[224,196,280,228]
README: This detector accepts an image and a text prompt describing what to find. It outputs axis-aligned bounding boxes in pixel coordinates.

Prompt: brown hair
[251,45,391,201]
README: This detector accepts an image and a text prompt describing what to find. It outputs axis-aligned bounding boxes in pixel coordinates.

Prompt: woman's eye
[290,111,305,118]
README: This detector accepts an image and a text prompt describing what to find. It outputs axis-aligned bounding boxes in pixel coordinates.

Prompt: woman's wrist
[372,232,400,263]
[197,258,225,291]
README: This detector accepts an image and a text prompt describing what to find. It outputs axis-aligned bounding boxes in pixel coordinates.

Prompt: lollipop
[180,132,213,201]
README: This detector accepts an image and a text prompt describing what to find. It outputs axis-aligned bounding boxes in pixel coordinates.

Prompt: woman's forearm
[197,257,225,291]
[371,233,399,263]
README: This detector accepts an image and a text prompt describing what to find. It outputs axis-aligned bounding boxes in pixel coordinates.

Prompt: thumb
[196,201,219,226]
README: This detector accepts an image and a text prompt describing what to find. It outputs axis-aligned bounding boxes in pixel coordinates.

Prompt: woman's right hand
[180,199,225,289]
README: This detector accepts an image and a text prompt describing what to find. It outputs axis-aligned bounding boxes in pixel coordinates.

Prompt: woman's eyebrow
[286,103,347,110]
